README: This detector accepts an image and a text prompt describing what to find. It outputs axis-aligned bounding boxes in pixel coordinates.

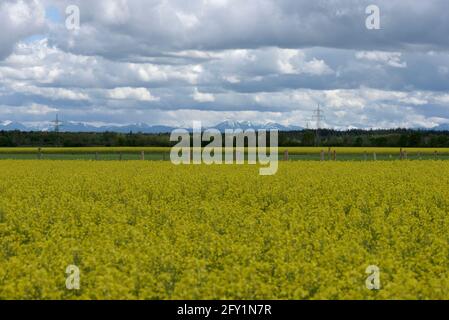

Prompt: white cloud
[107,87,159,101]
[192,87,215,102]
[355,51,407,68]
[399,97,428,106]
[25,103,58,115]
[99,0,131,25]
[176,12,200,29]
[0,0,46,59]
[277,49,333,75]
[223,75,241,83]
[433,94,449,104]
[9,83,89,101]
[277,49,302,74]
[0,103,58,116]
[302,58,334,75]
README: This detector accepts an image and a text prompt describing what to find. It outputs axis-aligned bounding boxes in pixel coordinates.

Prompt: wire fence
[1,151,449,161]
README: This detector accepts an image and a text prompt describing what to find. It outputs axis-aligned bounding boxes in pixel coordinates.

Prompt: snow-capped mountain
[212,120,303,132]
[0,121,29,131]
[0,120,303,133]
[214,120,256,131]
[0,121,177,133]
[431,123,449,131]
[261,122,303,131]
[59,122,176,133]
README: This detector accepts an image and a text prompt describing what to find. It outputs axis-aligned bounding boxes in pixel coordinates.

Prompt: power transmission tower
[52,114,63,146]
[312,104,325,146]
[53,114,63,133]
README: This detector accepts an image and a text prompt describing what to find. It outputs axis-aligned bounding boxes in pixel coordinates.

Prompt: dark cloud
[43,0,449,58]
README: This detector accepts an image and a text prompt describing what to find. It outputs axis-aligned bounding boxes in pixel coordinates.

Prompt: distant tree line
[0,131,172,147]
[2,129,449,148]
[280,129,449,148]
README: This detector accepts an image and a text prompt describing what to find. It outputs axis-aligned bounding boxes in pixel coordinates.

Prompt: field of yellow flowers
[1,160,449,299]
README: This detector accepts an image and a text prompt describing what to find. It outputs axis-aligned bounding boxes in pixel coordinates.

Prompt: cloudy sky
[1,0,449,128]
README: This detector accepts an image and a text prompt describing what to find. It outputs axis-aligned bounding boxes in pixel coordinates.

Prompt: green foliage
[2,129,449,148]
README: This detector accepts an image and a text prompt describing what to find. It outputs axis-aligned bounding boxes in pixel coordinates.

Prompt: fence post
[283,150,289,161]
[38,147,42,160]
[373,153,377,161]
[333,150,337,161]
[400,148,403,160]
[95,152,99,161]
[328,147,331,161]
[119,152,123,161]
[320,150,325,161]
[141,151,145,161]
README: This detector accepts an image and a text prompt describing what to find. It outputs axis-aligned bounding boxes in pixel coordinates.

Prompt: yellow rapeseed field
[1,160,449,299]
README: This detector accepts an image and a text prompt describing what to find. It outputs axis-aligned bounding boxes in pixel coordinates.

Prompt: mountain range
[5,119,449,132]
[0,120,304,133]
